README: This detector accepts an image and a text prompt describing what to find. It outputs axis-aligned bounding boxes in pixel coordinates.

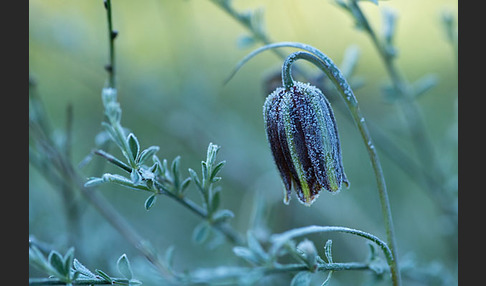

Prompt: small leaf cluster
[86,88,196,210]
[29,244,77,284]
[232,234,338,285]
[189,143,234,244]
[232,231,271,267]
[29,242,141,285]
[86,87,236,247]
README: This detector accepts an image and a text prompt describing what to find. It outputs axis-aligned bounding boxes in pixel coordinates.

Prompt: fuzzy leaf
[117,254,133,280]
[95,269,113,283]
[367,242,377,261]
[211,190,221,211]
[192,222,211,244]
[324,240,333,263]
[29,245,52,274]
[84,177,105,188]
[188,168,203,192]
[201,161,208,184]
[48,251,66,277]
[247,231,269,262]
[206,143,220,167]
[210,161,226,182]
[137,146,159,165]
[144,194,157,210]
[233,246,260,265]
[128,279,143,285]
[130,169,141,185]
[212,209,234,224]
[29,244,48,267]
[101,122,124,150]
[127,133,140,162]
[164,245,175,271]
[290,271,312,286]
[63,247,75,277]
[180,177,192,194]
[171,156,181,190]
[73,258,96,278]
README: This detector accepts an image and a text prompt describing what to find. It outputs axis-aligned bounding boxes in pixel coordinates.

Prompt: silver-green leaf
[144,194,157,210]
[117,254,133,280]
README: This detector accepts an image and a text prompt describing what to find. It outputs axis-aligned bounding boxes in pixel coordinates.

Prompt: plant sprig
[86,84,243,245]
[169,226,389,285]
[29,242,141,285]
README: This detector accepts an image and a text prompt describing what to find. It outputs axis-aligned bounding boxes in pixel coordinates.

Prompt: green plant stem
[155,181,244,245]
[268,262,370,273]
[29,277,128,285]
[270,225,392,264]
[94,149,132,173]
[347,1,453,216]
[350,1,434,164]
[104,0,116,88]
[229,42,401,285]
[61,104,82,248]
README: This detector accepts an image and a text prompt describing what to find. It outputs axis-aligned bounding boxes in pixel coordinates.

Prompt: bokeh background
[29,0,458,285]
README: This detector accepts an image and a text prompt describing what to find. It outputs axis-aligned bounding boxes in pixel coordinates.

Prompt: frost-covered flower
[263,81,349,206]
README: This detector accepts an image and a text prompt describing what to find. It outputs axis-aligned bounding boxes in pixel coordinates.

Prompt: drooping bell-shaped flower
[263,81,349,206]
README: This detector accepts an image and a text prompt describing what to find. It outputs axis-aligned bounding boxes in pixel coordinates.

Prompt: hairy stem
[268,262,371,273]
[270,225,392,264]
[154,181,244,245]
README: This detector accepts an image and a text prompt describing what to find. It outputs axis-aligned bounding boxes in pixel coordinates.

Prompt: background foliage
[29,0,457,285]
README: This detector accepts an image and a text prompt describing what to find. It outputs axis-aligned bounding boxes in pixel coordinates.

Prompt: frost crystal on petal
[263,81,349,206]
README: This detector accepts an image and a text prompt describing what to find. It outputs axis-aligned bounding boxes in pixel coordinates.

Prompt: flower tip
[283,197,290,205]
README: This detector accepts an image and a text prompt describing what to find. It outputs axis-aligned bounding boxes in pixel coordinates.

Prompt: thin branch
[104,0,117,88]
[29,277,127,285]
[346,1,453,216]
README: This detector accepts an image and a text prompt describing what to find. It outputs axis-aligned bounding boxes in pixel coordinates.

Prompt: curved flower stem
[270,225,392,264]
[228,42,401,285]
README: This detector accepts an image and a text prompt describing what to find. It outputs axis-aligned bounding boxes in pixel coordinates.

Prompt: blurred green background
[29,0,457,285]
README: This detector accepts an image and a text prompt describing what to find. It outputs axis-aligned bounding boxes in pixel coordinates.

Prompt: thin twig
[104,0,116,88]
[347,1,453,216]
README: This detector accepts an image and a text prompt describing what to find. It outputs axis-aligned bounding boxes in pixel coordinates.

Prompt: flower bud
[263,81,349,206]
[297,239,318,271]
